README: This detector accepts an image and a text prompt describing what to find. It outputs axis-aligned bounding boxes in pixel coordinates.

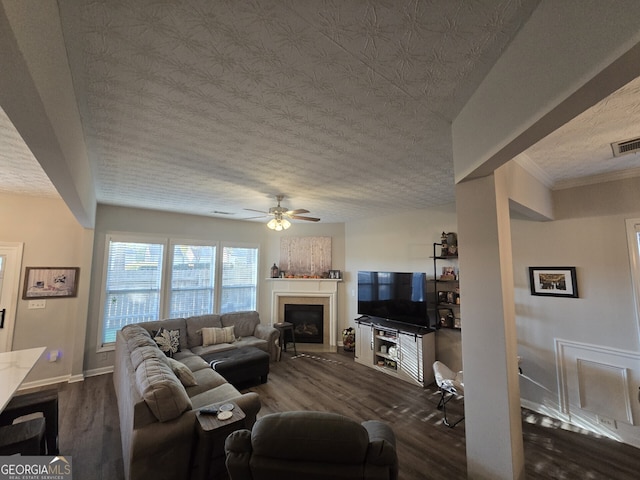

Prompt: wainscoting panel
[556,339,640,428]
[577,359,633,424]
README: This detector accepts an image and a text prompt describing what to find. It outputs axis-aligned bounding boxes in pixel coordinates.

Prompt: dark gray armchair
[225,411,398,480]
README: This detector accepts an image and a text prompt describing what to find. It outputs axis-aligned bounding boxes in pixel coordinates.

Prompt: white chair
[433,361,464,427]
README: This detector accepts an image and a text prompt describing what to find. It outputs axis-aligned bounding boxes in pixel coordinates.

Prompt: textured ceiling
[2,0,640,224]
[521,75,640,189]
[0,106,58,198]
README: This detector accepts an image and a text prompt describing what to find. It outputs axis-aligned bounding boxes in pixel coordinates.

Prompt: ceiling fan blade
[244,208,270,214]
[286,208,309,215]
[242,214,269,220]
[290,215,320,222]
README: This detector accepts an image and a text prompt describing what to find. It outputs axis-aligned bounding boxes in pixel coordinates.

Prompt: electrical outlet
[28,299,46,309]
[597,415,617,429]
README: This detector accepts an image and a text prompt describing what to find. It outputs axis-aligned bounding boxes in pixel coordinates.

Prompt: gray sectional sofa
[113,311,279,480]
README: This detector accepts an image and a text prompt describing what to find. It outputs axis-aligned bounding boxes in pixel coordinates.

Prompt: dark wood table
[193,403,245,480]
[273,321,297,358]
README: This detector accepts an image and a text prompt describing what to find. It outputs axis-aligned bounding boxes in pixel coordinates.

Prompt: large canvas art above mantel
[279,236,331,277]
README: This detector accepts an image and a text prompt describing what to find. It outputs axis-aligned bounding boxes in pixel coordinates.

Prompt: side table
[273,321,297,359]
[193,404,246,480]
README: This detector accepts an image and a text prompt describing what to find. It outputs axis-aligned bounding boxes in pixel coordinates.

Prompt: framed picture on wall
[22,267,80,299]
[528,266,578,298]
[329,270,342,279]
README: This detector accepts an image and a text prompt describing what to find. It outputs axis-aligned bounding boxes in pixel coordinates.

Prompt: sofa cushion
[185,368,229,397]
[135,356,192,422]
[186,314,222,348]
[233,337,268,352]
[191,343,237,357]
[122,324,156,350]
[189,383,247,409]
[130,345,165,371]
[221,311,259,338]
[166,357,198,387]
[174,352,210,373]
[202,326,236,346]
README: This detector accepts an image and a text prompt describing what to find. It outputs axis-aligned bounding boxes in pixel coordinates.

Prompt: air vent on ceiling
[611,137,640,157]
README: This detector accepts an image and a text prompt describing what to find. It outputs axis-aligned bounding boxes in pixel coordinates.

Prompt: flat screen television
[357,271,430,328]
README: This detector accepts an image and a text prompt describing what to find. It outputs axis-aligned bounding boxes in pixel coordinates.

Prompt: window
[100,235,258,346]
[170,244,216,318]
[102,240,164,344]
[221,246,258,313]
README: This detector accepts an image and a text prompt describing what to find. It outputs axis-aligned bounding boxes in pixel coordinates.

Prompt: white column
[456,174,524,479]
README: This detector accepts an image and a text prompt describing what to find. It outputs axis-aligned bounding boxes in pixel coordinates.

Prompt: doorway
[0,242,24,352]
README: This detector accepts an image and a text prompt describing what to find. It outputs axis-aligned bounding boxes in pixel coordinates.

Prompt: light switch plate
[28,299,46,309]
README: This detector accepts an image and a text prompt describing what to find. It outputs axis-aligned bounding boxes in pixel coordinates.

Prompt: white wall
[0,192,92,384]
[512,176,640,446]
[344,205,461,369]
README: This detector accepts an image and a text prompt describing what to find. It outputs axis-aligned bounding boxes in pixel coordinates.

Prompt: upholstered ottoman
[201,347,269,387]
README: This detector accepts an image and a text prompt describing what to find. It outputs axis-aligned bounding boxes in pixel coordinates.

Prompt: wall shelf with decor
[431,240,461,330]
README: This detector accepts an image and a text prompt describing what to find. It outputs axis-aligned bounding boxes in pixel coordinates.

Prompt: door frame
[0,242,24,352]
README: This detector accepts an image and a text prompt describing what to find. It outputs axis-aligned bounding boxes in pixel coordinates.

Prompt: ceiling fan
[245,195,320,230]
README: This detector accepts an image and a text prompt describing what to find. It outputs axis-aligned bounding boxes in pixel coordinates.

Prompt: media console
[354,317,435,387]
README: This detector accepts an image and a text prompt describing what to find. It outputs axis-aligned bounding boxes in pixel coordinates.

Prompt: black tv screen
[357,271,429,328]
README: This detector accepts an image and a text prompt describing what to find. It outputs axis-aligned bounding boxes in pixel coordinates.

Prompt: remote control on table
[199,406,218,415]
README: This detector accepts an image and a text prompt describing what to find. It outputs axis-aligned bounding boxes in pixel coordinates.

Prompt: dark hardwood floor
[54,350,640,479]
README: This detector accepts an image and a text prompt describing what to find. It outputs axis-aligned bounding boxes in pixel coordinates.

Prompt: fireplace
[270,278,339,352]
[285,304,324,344]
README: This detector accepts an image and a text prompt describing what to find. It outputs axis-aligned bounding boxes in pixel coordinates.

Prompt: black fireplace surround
[284,304,323,344]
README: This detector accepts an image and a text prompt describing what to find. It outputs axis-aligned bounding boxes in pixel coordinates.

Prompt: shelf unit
[374,327,399,371]
[355,318,435,387]
[432,242,461,330]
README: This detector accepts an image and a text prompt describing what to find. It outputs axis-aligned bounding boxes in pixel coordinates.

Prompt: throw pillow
[152,327,181,357]
[202,326,235,347]
[166,357,198,387]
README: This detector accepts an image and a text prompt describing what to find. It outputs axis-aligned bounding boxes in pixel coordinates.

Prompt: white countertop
[0,347,45,411]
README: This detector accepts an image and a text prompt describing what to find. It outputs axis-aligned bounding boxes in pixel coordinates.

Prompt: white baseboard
[69,373,85,383]
[520,398,569,423]
[15,367,113,391]
[18,374,71,391]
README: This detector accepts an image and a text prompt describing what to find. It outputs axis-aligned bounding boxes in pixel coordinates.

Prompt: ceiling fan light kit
[246,195,320,231]
[267,217,291,231]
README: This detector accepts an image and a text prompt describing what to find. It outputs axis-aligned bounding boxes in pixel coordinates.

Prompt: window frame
[625,218,640,341]
[98,233,259,350]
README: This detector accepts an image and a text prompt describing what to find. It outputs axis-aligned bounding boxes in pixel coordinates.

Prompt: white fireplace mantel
[268,279,340,351]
